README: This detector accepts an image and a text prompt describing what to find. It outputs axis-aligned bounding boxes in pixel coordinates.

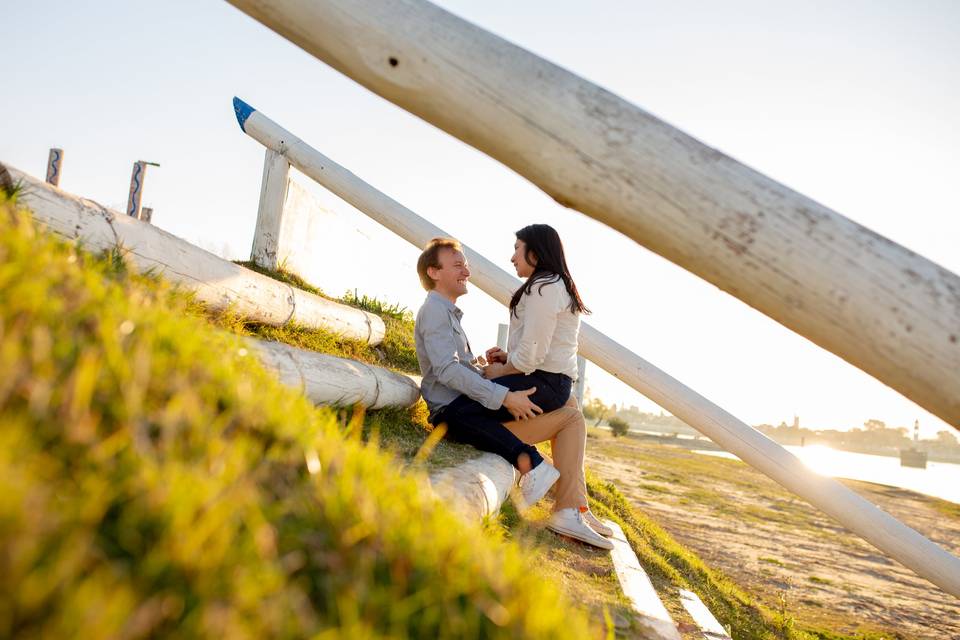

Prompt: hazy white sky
[3,1,958,436]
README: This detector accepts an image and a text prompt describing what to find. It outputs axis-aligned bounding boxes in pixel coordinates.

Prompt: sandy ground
[585,434,960,640]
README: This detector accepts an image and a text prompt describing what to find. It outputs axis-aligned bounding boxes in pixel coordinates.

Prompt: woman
[482,224,585,411]
[482,224,613,547]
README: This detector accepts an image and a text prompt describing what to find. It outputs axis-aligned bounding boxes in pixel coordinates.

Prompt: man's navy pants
[431,370,572,470]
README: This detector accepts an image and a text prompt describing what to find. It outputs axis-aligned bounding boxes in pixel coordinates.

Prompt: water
[694,444,960,505]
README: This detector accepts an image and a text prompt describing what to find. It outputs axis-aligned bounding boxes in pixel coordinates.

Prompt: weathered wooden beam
[249,337,420,409]
[250,148,291,269]
[230,100,960,597]
[428,453,517,521]
[225,0,960,428]
[3,163,385,345]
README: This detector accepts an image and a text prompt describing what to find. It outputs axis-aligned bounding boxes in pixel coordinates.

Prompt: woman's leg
[502,397,588,511]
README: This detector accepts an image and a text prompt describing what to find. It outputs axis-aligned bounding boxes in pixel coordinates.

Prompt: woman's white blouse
[506,278,580,380]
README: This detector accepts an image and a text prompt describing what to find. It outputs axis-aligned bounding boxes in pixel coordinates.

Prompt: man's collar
[427,290,461,317]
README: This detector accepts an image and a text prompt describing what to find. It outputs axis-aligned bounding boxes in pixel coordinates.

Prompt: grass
[490,500,639,635]
[233,261,419,374]
[0,197,593,639]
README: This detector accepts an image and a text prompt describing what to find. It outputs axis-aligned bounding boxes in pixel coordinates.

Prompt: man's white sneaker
[582,509,614,537]
[547,508,615,550]
[515,461,560,510]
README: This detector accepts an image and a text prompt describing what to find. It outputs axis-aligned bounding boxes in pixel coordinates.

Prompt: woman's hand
[485,346,508,364]
[482,362,507,379]
[482,361,523,379]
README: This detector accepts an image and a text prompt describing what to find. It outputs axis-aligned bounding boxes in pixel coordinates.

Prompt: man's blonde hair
[417,237,463,291]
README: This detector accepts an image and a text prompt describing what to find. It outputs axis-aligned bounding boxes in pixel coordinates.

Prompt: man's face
[429,248,471,300]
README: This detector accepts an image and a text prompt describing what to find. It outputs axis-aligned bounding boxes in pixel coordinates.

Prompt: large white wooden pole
[232,100,960,597]
[3,162,385,345]
[224,0,960,429]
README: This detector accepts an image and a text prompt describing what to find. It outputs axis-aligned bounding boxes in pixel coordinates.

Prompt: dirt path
[585,434,960,639]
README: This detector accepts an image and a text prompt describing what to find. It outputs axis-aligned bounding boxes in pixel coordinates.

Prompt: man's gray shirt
[414,291,508,420]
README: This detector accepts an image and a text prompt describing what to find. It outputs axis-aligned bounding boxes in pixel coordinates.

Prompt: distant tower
[914,419,920,443]
[793,415,800,430]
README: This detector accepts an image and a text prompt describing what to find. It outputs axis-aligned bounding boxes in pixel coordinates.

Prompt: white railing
[233,97,960,598]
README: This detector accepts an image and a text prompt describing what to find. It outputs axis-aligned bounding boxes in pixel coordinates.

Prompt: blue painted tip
[233,97,256,132]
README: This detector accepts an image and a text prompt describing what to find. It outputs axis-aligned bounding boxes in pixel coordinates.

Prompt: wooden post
[4,162,386,345]
[225,0,960,428]
[573,356,586,408]
[496,323,509,351]
[251,148,291,269]
[126,160,159,218]
[139,207,153,224]
[45,148,63,186]
[230,100,960,597]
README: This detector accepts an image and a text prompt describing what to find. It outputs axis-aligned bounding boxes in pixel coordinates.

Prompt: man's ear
[427,265,440,284]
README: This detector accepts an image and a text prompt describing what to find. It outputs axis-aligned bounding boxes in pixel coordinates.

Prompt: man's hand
[485,346,508,364]
[502,387,542,420]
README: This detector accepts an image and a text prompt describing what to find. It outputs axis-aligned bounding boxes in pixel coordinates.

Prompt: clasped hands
[479,346,510,379]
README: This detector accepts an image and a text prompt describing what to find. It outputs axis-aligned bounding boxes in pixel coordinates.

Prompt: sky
[3,1,959,438]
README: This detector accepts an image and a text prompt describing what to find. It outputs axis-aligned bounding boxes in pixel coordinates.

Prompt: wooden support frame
[225,0,960,428]
[231,100,960,597]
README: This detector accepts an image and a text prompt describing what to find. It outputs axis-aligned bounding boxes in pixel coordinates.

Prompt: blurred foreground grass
[0,197,591,639]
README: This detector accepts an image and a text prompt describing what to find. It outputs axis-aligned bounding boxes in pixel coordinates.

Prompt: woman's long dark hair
[509,224,590,317]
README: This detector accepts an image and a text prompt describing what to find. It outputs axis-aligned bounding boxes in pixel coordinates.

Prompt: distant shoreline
[615,423,960,465]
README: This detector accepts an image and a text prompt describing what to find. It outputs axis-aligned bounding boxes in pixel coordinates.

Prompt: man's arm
[418,307,509,411]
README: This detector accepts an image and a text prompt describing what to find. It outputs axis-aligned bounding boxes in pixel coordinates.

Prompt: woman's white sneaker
[581,508,614,537]
[516,461,560,510]
[547,508,614,550]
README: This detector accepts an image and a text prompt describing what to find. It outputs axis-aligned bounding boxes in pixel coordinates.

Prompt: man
[414,237,561,509]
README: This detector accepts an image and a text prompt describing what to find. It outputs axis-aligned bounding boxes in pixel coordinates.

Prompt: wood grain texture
[251,147,290,269]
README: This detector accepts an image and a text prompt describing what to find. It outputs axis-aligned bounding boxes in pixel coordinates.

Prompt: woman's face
[511,239,536,278]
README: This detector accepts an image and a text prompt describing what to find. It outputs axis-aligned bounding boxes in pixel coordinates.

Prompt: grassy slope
[0,198,592,638]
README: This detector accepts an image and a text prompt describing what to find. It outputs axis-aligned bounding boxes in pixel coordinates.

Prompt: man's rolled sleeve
[420,307,508,410]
